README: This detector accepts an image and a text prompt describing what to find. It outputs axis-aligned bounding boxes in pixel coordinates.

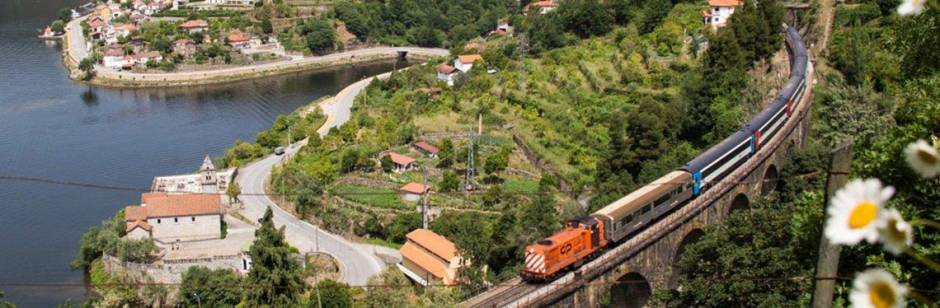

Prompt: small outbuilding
[437,63,459,86]
[400,182,430,202]
[388,152,417,173]
[414,142,439,158]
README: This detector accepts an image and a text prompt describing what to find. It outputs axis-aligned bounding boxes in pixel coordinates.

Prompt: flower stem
[904,248,940,272]
[909,291,938,308]
[911,218,940,230]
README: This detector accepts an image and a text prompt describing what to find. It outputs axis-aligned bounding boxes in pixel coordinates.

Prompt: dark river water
[0,1,403,306]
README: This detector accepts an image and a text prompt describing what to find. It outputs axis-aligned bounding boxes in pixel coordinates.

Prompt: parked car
[274,147,285,155]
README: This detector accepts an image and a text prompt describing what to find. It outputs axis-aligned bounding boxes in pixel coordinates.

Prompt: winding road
[236,62,444,286]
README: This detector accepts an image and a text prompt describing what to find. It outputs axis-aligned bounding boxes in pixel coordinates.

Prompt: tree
[305,19,336,55]
[58,8,72,22]
[556,0,613,38]
[78,58,95,80]
[309,280,351,308]
[361,269,411,307]
[244,208,305,307]
[437,139,455,168]
[226,182,241,204]
[51,20,65,34]
[652,197,821,307]
[0,290,14,308]
[484,148,510,176]
[439,170,461,192]
[261,18,273,34]
[180,267,244,307]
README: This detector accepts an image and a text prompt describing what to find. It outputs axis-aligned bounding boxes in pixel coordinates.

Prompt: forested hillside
[252,0,790,299]
[658,1,940,306]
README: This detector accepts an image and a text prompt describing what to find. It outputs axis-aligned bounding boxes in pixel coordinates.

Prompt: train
[521,26,809,282]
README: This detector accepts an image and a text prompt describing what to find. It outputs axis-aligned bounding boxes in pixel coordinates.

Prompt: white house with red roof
[703,0,743,28]
[387,152,417,173]
[227,32,252,50]
[525,0,558,15]
[124,192,223,243]
[180,19,209,34]
[454,54,483,73]
[436,63,459,86]
[400,182,430,202]
[103,48,129,69]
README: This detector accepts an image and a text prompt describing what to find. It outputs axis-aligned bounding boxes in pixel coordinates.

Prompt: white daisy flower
[849,268,908,308]
[904,140,940,178]
[898,0,927,15]
[824,178,895,245]
[877,208,914,255]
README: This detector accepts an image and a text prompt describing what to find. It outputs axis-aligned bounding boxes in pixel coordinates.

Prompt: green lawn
[503,178,539,194]
[331,184,408,209]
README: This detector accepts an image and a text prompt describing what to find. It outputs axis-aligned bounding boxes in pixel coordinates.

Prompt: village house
[703,0,743,28]
[400,182,430,202]
[103,48,129,69]
[388,152,417,173]
[174,38,196,57]
[397,229,463,286]
[227,32,252,50]
[414,141,439,158]
[151,155,236,195]
[124,192,223,243]
[180,19,209,34]
[454,54,483,73]
[524,0,558,15]
[132,50,163,66]
[436,63,459,86]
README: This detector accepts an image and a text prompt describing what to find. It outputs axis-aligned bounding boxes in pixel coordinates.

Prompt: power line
[0,170,822,199]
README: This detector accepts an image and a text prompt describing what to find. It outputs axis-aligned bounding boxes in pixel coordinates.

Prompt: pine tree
[244,208,305,307]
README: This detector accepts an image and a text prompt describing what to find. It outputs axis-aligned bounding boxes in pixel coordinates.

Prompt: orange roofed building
[397,229,464,286]
[387,152,417,173]
[124,192,223,243]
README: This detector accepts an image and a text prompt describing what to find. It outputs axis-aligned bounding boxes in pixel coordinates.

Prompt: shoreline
[60,14,449,88]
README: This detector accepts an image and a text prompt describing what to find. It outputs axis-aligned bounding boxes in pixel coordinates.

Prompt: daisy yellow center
[915,148,939,165]
[869,282,896,308]
[849,202,878,229]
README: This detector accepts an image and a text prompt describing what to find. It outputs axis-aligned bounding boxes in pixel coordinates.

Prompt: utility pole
[811,142,854,308]
[517,33,528,92]
[464,127,475,194]
[421,166,430,229]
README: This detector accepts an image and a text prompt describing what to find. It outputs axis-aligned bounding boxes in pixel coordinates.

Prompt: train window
[620,214,633,226]
[640,206,651,215]
[655,195,670,207]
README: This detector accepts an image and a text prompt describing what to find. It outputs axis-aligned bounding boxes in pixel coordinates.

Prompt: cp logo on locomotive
[560,243,573,254]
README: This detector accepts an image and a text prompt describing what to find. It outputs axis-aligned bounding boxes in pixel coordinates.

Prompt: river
[0,1,405,306]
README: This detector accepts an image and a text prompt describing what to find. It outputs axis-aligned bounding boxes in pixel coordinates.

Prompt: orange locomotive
[521,217,608,281]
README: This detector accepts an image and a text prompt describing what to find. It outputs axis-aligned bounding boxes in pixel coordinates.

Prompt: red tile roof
[437,63,457,74]
[709,0,743,6]
[406,229,457,260]
[457,54,483,64]
[400,182,430,195]
[126,220,152,232]
[144,194,222,218]
[227,33,251,43]
[414,141,439,154]
[388,152,416,166]
[125,205,148,221]
[180,19,208,29]
[703,10,713,17]
[105,48,124,57]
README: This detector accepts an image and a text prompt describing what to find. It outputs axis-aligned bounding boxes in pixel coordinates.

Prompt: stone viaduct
[462,32,816,308]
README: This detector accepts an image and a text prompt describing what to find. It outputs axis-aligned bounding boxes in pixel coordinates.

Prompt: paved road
[65,15,88,63]
[236,143,385,286]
